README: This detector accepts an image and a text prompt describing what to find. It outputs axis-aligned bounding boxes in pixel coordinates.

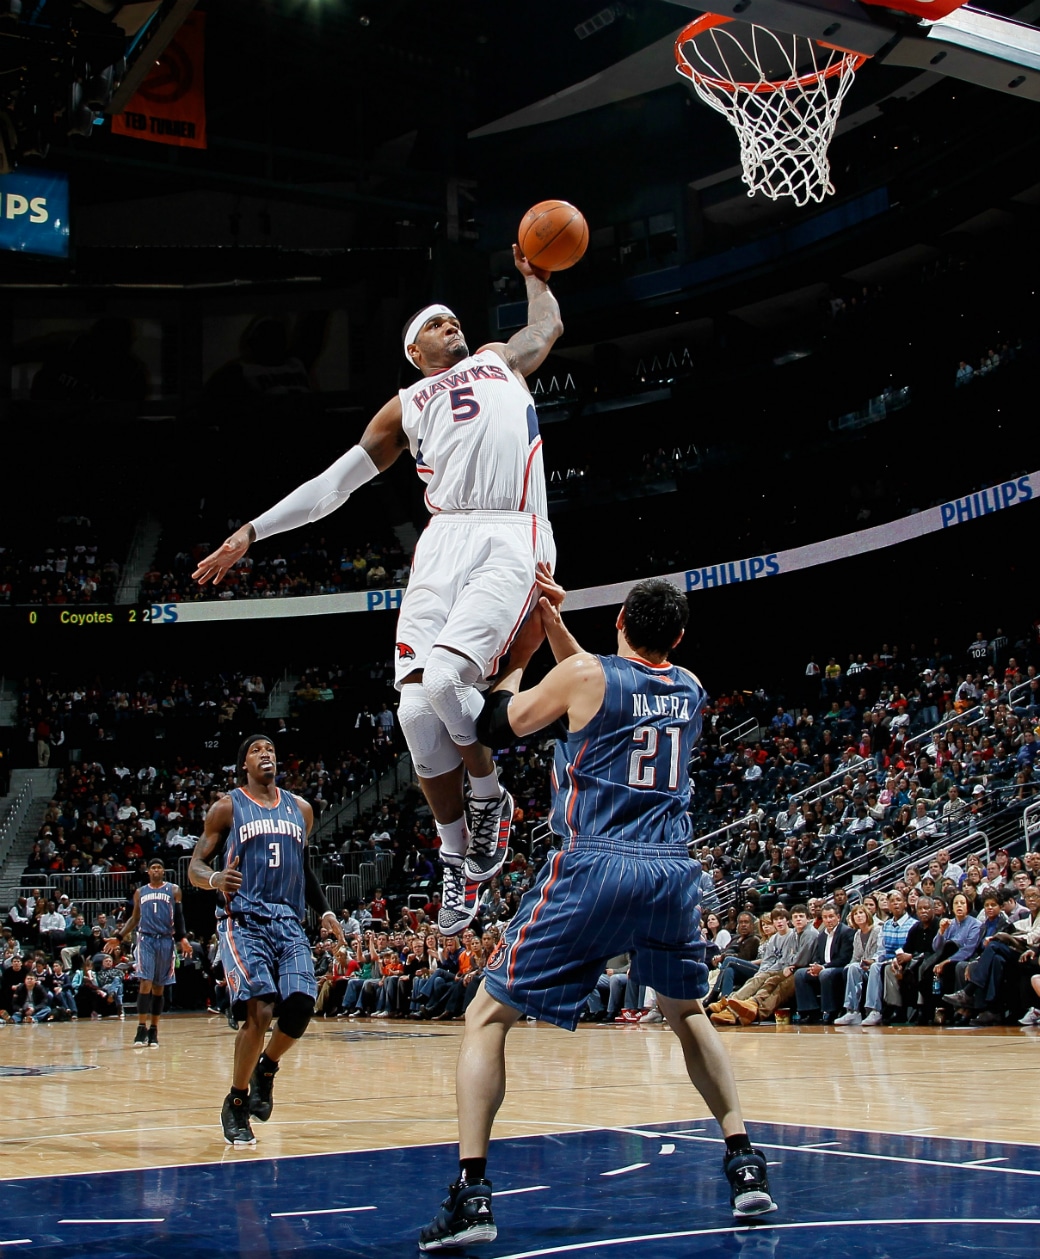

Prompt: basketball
[517,200,589,272]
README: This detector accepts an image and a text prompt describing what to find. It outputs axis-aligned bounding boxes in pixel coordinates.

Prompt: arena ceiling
[3,0,1038,216]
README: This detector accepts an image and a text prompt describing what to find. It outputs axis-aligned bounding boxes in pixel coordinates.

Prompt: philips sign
[939,475,1033,528]
[685,554,781,591]
[0,170,70,258]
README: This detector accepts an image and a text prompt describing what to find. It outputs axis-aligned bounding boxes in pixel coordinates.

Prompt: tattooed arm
[479,245,563,382]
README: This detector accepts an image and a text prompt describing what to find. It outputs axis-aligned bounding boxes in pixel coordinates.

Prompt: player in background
[193,247,563,940]
[189,735,344,1147]
[418,571,776,1251]
[110,856,192,1048]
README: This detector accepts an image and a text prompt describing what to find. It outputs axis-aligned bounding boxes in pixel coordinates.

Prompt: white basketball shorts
[394,509,556,688]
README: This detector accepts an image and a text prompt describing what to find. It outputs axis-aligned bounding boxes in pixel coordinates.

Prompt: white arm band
[250,446,379,542]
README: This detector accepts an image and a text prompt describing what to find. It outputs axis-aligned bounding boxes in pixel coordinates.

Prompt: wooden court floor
[1,1012,1037,1180]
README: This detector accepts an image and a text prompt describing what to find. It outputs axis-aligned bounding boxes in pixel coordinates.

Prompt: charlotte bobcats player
[112,856,192,1048]
[193,246,563,940]
[418,574,776,1251]
[189,734,344,1147]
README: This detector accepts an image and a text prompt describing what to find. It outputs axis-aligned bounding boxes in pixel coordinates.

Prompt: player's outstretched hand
[192,525,254,586]
[512,243,551,284]
[179,937,193,960]
[534,561,565,611]
[215,855,242,896]
[102,937,120,955]
[324,913,346,947]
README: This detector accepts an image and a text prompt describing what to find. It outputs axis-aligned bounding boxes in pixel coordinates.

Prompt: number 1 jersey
[221,787,307,921]
[549,655,706,848]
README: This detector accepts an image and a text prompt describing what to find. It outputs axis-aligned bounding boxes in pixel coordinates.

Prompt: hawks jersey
[549,655,706,848]
[138,881,176,938]
[220,787,307,921]
[398,349,547,518]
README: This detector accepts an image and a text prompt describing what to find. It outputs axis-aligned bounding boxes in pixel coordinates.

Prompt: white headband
[403,304,456,366]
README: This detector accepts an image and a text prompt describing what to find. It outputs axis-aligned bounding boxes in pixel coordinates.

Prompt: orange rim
[675,13,867,96]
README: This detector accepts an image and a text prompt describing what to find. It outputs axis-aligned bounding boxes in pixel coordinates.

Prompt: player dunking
[418,572,776,1250]
[193,247,563,938]
[189,734,344,1146]
[110,856,192,1048]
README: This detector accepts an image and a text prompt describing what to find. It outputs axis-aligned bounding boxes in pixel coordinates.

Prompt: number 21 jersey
[549,655,706,848]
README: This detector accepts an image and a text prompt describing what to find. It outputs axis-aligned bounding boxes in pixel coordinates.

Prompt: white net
[676,20,865,208]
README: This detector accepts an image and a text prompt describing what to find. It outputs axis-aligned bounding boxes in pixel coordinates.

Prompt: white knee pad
[422,646,485,747]
[398,684,463,778]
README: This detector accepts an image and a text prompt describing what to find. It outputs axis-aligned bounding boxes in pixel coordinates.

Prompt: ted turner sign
[111,9,207,149]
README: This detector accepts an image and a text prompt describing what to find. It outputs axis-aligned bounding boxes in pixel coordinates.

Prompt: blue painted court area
[1,1120,1038,1258]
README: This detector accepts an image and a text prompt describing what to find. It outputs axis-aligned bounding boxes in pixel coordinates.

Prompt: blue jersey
[221,787,308,922]
[549,654,706,848]
[138,881,176,938]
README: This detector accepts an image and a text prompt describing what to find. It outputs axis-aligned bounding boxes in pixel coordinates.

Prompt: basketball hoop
[675,14,867,207]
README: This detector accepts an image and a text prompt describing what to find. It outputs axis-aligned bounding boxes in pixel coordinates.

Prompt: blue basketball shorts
[217,913,317,1007]
[134,935,175,986]
[483,837,709,1030]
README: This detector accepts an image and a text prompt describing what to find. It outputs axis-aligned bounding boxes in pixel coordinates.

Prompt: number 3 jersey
[220,787,307,921]
[398,349,547,518]
[549,655,707,849]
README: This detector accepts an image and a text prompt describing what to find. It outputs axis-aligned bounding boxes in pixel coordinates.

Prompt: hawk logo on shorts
[485,938,508,972]
[396,642,416,661]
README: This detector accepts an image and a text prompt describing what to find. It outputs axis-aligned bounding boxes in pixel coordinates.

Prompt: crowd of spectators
[18,668,272,768]
[0,517,121,607]
[16,731,397,888]
[4,615,1038,1029]
[691,627,1037,853]
[698,864,1040,1031]
[144,528,409,605]
[955,336,1023,388]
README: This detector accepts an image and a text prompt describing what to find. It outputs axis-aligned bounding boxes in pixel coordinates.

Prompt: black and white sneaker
[418,1178,497,1251]
[463,790,513,883]
[220,1093,256,1147]
[147,1026,159,1049]
[724,1147,777,1218]
[132,1025,148,1048]
[249,1054,278,1122]
[438,856,480,936]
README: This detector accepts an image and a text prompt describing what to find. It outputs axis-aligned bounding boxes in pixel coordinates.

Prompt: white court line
[270,1206,375,1218]
[600,1163,649,1177]
[58,1219,165,1225]
[8,1117,1037,1186]
[497,1187,551,1197]
[0,1120,609,1183]
[963,1157,1009,1165]
[825,1120,1039,1147]
[659,1144,676,1156]
[603,1127,1040,1179]
[494,1216,1039,1259]
[799,1141,841,1148]
[0,1243,32,1248]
